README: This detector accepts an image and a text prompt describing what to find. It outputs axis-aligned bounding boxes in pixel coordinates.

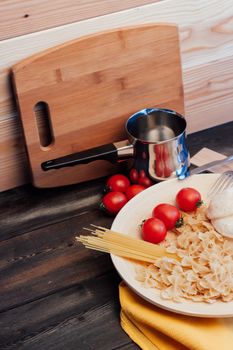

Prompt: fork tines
[208,171,233,198]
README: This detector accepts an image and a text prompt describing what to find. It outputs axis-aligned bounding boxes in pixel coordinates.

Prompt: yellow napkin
[119,282,233,350]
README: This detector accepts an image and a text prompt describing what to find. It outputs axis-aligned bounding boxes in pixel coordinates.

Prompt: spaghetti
[76,225,179,263]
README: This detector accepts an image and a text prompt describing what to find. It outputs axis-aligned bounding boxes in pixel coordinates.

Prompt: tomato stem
[139,219,146,229]
[175,217,184,228]
[196,200,203,208]
[103,185,110,194]
[99,202,106,211]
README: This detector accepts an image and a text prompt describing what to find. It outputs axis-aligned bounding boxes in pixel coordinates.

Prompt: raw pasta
[135,206,233,303]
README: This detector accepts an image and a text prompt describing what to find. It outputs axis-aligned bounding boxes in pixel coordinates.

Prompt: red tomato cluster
[100,170,153,216]
[129,168,153,188]
[142,187,202,244]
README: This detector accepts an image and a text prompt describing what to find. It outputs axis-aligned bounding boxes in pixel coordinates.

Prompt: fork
[207,171,233,198]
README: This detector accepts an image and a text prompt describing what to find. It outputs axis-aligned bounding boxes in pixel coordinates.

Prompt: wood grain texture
[184,55,233,133]
[0,0,160,40]
[0,178,111,240]
[12,23,184,187]
[0,272,137,350]
[1,0,233,190]
[0,212,112,311]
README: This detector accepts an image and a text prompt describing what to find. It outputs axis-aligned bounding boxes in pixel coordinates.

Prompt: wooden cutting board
[12,23,184,188]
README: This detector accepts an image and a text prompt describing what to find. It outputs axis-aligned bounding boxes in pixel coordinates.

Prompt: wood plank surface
[0,0,160,40]
[0,178,109,240]
[0,123,232,350]
[1,0,233,190]
[0,271,139,349]
[184,55,233,133]
[0,182,136,348]
[0,222,112,311]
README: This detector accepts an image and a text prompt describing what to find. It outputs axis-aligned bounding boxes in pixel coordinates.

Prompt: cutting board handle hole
[34,101,54,148]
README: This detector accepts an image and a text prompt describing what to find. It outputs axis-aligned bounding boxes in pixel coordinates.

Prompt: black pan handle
[41,143,120,171]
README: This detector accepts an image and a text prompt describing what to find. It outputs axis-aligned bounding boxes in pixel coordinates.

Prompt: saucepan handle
[41,141,134,171]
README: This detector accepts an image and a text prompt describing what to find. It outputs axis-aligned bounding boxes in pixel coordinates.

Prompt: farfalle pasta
[135,206,233,303]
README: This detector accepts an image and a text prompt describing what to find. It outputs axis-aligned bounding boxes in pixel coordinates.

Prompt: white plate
[111,173,233,318]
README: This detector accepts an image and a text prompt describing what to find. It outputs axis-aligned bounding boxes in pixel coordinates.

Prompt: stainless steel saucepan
[41,108,190,181]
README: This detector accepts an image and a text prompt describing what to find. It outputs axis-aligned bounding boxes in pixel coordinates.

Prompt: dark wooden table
[0,122,233,350]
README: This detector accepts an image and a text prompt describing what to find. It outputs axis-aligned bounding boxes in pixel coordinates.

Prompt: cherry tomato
[106,174,130,193]
[101,191,128,215]
[129,168,139,184]
[176,187,202,212]
[152,203,182,230]
[139,169,146,178]
[142,152,147,160]
[138,176,153,188]
[141,217,167,244]
[126,184,145,200]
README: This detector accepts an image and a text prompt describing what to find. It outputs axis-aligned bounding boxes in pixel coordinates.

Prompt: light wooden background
[1,0,233,191]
